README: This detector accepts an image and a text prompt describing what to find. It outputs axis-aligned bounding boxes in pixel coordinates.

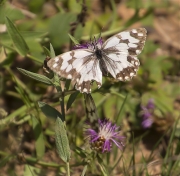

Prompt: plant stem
[116,93,128,124]
[60,93,65,120]
[66,162,70,176]
[59,81,66,121]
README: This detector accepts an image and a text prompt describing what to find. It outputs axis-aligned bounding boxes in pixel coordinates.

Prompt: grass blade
[68,33,79,45]
[43,46,51,57]
[66,91,79,111]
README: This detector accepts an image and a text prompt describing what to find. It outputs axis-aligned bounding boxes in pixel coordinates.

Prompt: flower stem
[66,162,70,176]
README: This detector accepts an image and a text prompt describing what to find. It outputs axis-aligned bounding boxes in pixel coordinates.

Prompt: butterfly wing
[47,49,102,93]
[102,28,147,81]
[84,94,99,130]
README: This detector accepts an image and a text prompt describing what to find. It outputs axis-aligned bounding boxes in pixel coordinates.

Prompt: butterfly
[47,28,147,93]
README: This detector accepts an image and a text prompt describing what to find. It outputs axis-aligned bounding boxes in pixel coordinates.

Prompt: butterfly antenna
[100,31,102,40]
[97,30,102,41]
[90,36,94,45]
[98,25,104,41]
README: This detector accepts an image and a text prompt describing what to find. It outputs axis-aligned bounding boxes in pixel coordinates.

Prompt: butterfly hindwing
[103,28,146,56]
[102,54,140,81]
[84,94,99,131]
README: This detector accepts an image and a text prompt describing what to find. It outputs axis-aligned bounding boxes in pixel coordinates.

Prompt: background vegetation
[0,0,180,175]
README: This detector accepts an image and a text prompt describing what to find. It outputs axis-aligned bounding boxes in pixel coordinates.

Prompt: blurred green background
[0,0,180,175]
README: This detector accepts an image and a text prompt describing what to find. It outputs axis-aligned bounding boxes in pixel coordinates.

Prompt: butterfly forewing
[103,28,146,55]
[47,49,102,93]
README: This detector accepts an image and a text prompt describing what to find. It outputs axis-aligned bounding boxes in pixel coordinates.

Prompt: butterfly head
[73,37,103,51]
[91,37,103,50]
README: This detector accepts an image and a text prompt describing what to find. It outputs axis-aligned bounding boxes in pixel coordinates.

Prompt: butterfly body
[47,28,147,93]
[95,48,103,59]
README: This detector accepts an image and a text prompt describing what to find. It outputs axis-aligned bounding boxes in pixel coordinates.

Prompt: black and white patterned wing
[84,94,99,130]
[102,28,147,81]
[47,50,102,93]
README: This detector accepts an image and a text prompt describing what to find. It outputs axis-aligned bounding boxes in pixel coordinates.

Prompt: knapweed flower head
[85,119,125,153]
[73,38,103,50]
[141,99,155,129]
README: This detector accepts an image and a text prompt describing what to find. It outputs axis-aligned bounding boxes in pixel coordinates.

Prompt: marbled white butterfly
[47,28,147,93]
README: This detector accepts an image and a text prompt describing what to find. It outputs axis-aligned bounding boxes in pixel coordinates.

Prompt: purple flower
[73,38,103,50]
[146,98,155,109]
[85,119,125,153]
[73,43,89,49]
[142,117,153,129]
[140,99,155,129]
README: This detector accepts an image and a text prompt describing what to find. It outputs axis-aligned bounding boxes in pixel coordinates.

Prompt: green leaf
[17,68,53,85]
[43,46,51,57]
[50,43,55,58]
[66,91,79,111]
[55,117,71,163]
[1,31,47,46]
[65,79,71,91]
[31,116,45,158]
[5,17,29,56]
[68,33,79,45]
[38,101,64,122]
